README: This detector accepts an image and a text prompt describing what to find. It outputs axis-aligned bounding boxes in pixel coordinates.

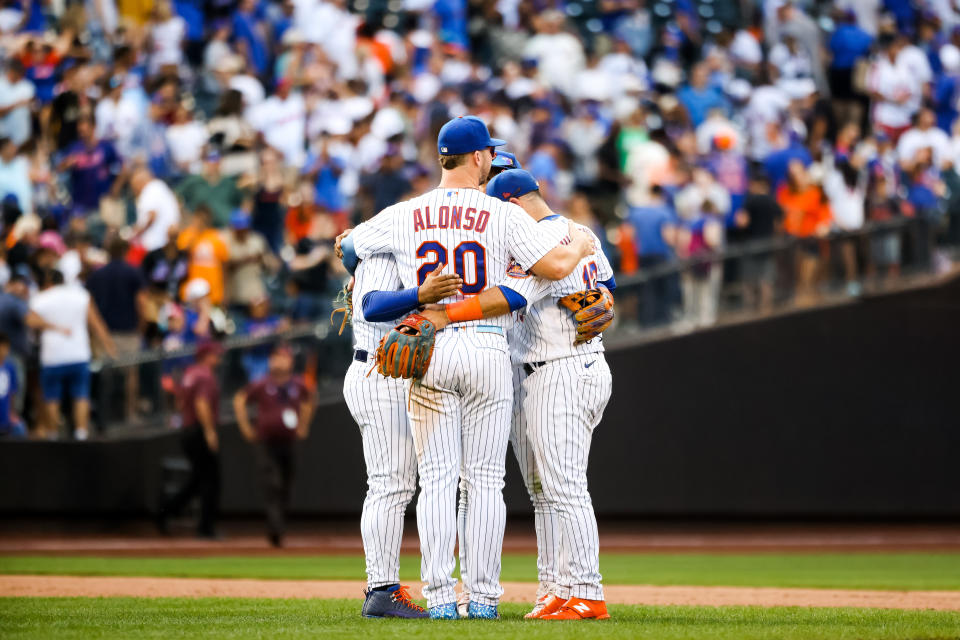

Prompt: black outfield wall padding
[3,276,960,518]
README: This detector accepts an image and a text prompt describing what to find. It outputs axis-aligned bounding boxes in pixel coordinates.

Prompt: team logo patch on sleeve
[506,260,530,278]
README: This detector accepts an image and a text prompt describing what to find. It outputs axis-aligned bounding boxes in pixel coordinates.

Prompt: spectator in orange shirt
[285,179,316,246]
[178,206,230,306]
[776,160,833,305]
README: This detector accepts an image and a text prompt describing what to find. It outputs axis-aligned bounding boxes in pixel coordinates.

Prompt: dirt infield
[1,575,958,611]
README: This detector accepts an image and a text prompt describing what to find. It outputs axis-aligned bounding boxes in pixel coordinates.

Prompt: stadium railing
[90,210,959,434]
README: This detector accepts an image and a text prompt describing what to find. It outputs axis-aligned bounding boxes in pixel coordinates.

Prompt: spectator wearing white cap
[183,277,214,340]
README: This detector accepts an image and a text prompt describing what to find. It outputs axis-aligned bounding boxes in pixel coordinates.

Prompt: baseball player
[339,251,461,618]
[452,149,530,614]
[420,169,616,620]
[338,116,594,619]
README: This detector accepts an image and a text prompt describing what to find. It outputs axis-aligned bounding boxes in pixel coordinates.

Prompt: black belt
[523,361,546,376]
[354,350,369,362]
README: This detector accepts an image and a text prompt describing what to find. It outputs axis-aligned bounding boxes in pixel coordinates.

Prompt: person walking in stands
[158,340,224,538]
[30,269,116,440]
[233,344,314,547]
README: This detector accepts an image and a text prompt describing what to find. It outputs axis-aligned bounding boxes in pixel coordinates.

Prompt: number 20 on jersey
[417,241,487,295]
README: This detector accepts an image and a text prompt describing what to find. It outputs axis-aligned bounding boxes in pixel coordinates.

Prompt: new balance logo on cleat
[541,597,610,621]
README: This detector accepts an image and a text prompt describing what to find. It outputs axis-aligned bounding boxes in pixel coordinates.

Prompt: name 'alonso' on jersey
[351,187,566,330]
[500,216,615,364]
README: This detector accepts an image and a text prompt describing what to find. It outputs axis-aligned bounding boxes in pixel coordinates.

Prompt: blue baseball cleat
[467,601,500,619]
[428,602,460,619]
[361,585,428,618]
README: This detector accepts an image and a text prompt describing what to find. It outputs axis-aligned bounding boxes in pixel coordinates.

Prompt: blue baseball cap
[491,150,522,170]
[486,169,539,201]
[437,116,506,155]
[229,209,251,229]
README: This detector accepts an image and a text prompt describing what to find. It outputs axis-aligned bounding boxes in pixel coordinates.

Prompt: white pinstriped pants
[408,328,513,608]
[343,359,418,589]
[521,354,611,601]
[458,366,561,601]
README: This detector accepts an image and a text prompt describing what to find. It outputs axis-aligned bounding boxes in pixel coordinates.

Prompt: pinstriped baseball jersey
[350,187,566,330]
[350,253,403,353]
[346,253,417,590]
[501,216,614,364]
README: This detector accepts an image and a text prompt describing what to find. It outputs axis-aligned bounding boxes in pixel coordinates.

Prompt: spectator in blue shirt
[934,44,960,132]
[828,11,873,102]
[883,0,915,33]
[677,62,729,127]
[304,143,346,214]
[271,0,295,44]
[241,296,287,382]
[174,0,206,66]
[0,333,24,439]
[24,41,61,105]
[626,185,679,326]
[763,135,813,189]
[233,0,269,77]
[434,0,469,49]
[59,114,121,216]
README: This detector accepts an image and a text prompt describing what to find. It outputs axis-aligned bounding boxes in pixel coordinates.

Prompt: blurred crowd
[3,0,960,436]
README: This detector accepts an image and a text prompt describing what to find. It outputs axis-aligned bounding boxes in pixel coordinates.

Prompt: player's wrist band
[446,297,483,322]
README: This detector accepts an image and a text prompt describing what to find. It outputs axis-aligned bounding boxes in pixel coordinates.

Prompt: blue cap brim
[489,138,507,147]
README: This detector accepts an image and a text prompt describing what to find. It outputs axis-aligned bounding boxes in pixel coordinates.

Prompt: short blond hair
[439,152,471,170]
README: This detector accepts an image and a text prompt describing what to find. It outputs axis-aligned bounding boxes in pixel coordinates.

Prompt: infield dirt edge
[1,575,958,611]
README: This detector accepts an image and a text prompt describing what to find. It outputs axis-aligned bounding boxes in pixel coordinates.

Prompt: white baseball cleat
[456,591,470,618]
[525,593,565,619]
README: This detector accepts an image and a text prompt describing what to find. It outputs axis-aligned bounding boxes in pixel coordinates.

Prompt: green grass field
[3,552,960,638]
[2,597,960,640]
[4,552,960,590]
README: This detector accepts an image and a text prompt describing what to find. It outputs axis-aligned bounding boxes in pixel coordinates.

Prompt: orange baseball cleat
[540,597,610,620]
[524,593,564,619]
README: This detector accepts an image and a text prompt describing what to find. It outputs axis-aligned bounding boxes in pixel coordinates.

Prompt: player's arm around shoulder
[505,203,595,281]
[530,220,595,280]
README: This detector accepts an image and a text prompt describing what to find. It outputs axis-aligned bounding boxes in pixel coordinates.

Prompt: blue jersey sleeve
[600,276,617,292]
[497,285,528,312]
[361,287,421,323]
